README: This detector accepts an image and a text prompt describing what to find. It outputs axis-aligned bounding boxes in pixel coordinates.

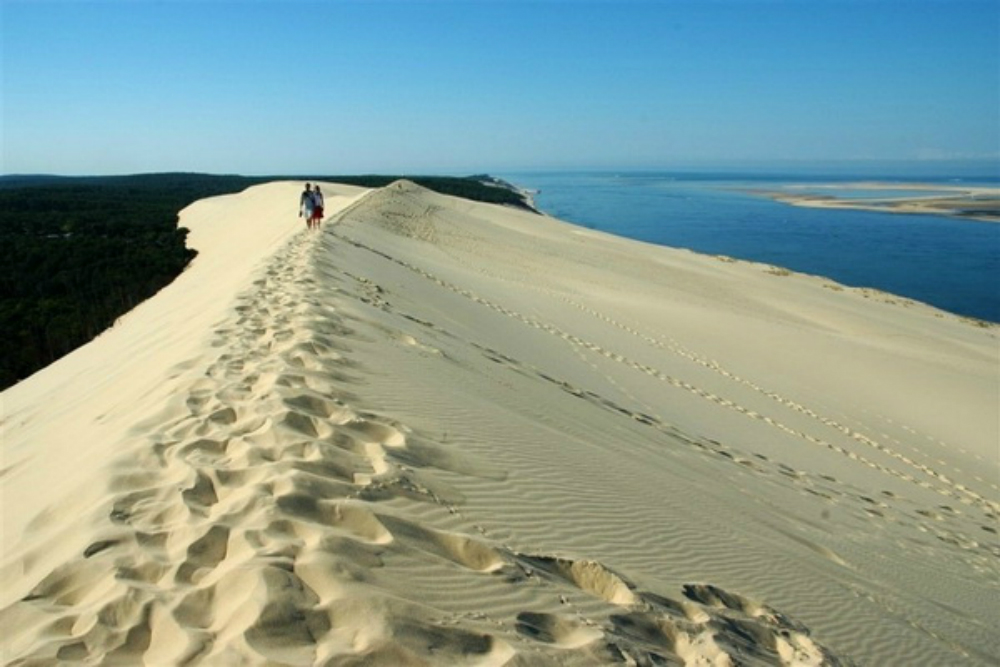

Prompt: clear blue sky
[3,0,998,175]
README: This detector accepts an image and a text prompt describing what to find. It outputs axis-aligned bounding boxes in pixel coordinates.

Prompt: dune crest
[3,181,997,665]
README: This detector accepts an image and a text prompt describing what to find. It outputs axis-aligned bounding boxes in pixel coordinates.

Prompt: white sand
[762,183,1000,223]
[2,180,997,665]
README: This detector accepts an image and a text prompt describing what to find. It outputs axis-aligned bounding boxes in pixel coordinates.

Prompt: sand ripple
[4,181,996,665]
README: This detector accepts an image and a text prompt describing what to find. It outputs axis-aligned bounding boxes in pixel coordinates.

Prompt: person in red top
[310,185,325,230]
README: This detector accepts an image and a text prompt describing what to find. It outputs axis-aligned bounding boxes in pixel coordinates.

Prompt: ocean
[500,171,1000,323]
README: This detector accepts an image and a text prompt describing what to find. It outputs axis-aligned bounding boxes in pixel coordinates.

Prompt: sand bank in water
[2,180,997,665]
[759,182,1000,222]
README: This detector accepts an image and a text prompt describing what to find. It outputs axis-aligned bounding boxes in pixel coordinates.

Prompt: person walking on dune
[300,183,314,229]
[310,185,325,230]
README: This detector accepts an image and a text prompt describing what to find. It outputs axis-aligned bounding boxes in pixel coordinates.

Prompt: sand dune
[2,180,997,665]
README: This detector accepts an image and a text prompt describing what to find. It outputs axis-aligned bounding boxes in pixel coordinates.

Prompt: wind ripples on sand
[4,180,995,665]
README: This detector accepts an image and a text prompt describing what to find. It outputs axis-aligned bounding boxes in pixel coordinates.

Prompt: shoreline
[753,181,1000,222]
[3,180,998,664]
[518,175,998,324]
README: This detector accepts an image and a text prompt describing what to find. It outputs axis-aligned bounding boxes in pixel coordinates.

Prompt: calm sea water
[500,171,1000,323]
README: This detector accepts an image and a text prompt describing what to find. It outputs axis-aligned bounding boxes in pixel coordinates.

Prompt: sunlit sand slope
[2,180,997,665]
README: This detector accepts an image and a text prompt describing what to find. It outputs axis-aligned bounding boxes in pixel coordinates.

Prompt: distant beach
[757,182,1000,223]
[504,171,1000,323]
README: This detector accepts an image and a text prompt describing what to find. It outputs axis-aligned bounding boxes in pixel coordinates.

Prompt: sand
[758,182,1000,222]
[2,179,997,665]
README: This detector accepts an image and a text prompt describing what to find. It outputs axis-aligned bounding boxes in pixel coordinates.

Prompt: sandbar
[757,181,1000,222]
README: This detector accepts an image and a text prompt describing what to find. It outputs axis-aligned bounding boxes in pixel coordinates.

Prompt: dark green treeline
[0,173,532,390]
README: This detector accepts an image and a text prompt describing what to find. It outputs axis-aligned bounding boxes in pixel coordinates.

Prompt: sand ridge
[2,180,998,665]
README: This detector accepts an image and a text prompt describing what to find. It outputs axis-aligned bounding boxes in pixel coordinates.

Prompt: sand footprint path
[9,182,996,665]
[1,210,851,665]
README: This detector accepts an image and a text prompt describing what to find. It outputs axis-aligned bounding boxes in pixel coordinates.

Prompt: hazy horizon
[4,158,998,181]
[4,1,998,176]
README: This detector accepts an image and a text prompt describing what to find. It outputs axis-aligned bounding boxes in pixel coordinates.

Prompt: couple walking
[300,183,325,230]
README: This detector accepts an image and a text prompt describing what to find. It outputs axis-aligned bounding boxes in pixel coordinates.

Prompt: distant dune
[2,180,997,665]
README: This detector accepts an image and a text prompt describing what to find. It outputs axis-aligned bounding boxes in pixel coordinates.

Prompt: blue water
[499,171,1000,323]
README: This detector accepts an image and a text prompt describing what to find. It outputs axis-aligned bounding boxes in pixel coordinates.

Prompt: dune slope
[2,180,997,665]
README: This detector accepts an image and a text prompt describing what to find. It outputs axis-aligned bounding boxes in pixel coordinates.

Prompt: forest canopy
[0,173,533,389]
